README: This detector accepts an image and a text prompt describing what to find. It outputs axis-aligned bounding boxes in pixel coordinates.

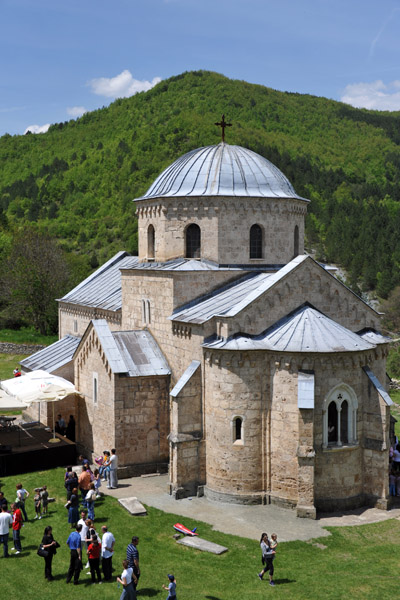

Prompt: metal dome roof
[136,143,308,201]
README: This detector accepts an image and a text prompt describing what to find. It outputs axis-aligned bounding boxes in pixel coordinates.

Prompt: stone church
[22,138,393,518]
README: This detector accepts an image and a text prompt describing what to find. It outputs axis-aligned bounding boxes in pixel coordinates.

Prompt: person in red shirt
[87,536,102,584]
[11,503,23,553]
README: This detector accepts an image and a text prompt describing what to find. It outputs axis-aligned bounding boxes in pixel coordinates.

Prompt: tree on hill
[0,228,70,334]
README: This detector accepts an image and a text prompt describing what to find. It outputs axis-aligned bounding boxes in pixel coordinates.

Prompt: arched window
[186,224,201,258]
[147,225,155,259]
[323,384,358,448]
[234,417,242,441]
[294,225,299,257]
[250,224,263,259]
[232,416,244,444]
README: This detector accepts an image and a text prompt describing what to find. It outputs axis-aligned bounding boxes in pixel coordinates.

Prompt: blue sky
[2,0,400,135]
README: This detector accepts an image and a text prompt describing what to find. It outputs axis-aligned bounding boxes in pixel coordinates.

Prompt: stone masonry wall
[114,374,170,472]
[59,303,122,339]
[136,197,306,265]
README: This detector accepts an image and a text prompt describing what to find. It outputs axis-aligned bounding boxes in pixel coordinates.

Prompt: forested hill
[1,69,400,298]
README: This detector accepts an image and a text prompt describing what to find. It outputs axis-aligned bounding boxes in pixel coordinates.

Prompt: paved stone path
[101,474,400,542]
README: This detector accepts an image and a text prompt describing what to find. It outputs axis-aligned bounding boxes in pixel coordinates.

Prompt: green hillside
[1,70,400,298]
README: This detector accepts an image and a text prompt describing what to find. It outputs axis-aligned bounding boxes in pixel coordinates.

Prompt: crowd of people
[0,457,179,600]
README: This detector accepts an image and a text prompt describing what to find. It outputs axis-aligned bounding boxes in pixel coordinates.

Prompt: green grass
[0,467,399,599]
[0,353,28,381]
[390,389,400,438]
[0,327,57,346]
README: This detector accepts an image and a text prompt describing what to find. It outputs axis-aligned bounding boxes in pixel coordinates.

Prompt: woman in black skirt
[41,525,57,581]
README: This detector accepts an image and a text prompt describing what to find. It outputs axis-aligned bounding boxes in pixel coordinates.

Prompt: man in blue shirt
[66,524,82,585]
[126,535,140,589]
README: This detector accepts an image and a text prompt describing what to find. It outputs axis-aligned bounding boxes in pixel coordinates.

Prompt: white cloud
[341,80,400,111]
[24,123,50,134]
[67,106,87,118]
[88,70,161,99]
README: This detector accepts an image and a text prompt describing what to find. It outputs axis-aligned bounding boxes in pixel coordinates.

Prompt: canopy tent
[1,370,77,442]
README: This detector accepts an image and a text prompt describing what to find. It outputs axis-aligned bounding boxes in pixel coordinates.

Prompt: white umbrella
[26,384,75,443]
[0,389,28,412]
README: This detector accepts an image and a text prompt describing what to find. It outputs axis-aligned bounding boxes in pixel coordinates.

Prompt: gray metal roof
[357,329,391,345]
[170,360,200,397]
[20,335,81,373]
[87,320,170,377]
[92,320,127,373]
[202,304,376,353]
[113,330,170,377]
[170,255,308,324]
[59,251,139,311]
[124,257,242,272]
[136,143,309,202]
[363,366,393,406]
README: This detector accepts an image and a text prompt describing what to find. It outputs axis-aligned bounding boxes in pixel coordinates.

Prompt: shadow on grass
[206,596,222,600]
[274,578,296,585]
[136,587,159,596]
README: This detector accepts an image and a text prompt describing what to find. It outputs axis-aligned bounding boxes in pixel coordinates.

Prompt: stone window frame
[249,223,263,259]
[147,224,155,260]
[231,415,245,445]
[93,372,98,406]
[73,319,78,334]
[185,223,201,259]
[322,383,358,449]
[142,299,151,325]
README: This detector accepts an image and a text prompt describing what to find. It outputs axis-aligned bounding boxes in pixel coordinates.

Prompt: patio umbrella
[0,389,28,412]
[26,384,75,443]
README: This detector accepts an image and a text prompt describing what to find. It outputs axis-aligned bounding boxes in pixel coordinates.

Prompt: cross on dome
[214,114,232,142]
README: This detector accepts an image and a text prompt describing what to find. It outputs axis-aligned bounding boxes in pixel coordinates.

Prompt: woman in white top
[117,559,137,600]
[85,483,97,521]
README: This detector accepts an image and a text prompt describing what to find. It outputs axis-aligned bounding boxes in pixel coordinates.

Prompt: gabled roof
[79,320,170,377]
[202,304,376,353]
[357,328,391,345]
[170,254,379,325]
[59,251,139,311]
[170,255,308,324]
[20,335,81,373]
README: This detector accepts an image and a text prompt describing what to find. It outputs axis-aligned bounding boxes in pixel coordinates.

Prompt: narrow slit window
[147,225,155,259]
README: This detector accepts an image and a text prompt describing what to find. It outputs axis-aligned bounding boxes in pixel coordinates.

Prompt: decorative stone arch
[322,383,358,448]
[185,223,201,258]
[249,223,263,259]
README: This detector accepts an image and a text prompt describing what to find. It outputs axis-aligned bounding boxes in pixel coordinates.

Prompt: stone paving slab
[118,496,147,516]
[176,535,228,554]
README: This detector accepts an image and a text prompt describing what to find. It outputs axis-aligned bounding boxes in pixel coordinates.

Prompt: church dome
[137,143,308,201]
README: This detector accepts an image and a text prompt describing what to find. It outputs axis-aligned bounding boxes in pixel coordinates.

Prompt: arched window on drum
[250,224,263,259]
[186,224,201,258]
[147,225,155,260]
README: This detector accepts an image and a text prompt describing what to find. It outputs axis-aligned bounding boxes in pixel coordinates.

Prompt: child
[162,574,177,599]
[270,533,278,553]
[34,490,42,519]
[40,486,49,516]
[389,470,396,497]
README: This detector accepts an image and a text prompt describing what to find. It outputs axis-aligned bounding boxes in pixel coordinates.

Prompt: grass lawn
[0,327,57,346]
[0,468,399,599]
[0,353,29,382]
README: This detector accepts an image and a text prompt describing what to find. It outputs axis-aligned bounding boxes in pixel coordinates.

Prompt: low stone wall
[0,342,45,355]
